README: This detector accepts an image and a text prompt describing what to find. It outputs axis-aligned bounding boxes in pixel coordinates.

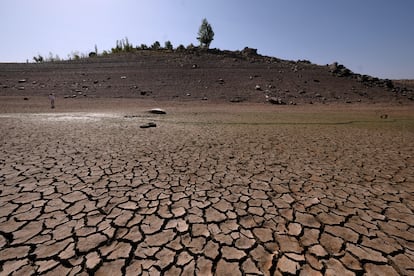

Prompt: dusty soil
[0,50,413,105]
[0,96,413,275]
[1,51,414,275]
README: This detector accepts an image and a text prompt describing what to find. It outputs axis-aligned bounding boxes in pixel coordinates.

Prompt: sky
[1,0,413,79]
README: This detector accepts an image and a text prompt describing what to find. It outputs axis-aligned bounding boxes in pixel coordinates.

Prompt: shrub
[176,44,185,52]
[33,54,44,63]
[111,37,133,53]
[165,41,173,50]
[139,44,148,50]
[151,41,161,50]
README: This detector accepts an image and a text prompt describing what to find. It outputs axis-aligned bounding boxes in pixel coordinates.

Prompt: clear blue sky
[1,0,413,79]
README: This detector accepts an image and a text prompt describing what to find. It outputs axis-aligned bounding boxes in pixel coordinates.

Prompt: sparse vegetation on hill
[3,45,413,104]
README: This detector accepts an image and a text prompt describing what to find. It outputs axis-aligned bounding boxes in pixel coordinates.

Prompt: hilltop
[0,48,413,105]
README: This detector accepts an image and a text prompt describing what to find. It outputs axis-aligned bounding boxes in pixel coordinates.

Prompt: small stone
[140,122,157,128]
[149,108,166,114]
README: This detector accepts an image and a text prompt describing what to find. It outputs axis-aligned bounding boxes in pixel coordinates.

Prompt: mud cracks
[0,110,413,275]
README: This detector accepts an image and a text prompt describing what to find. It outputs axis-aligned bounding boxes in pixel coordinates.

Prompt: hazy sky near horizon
[1,0,413,79]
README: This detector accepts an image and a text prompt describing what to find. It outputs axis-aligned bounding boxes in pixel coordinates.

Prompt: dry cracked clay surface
[0,100,413,275]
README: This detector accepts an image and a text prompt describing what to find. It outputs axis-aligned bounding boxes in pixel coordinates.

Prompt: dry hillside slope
[0,48,413,104]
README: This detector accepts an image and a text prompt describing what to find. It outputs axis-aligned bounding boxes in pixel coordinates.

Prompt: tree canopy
[197,18,214,49]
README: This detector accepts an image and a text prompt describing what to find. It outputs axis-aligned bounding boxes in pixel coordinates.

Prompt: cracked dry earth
[0,104,413,275]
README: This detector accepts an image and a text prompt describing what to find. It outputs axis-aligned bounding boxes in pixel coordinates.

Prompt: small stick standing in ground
[48,93,56,109]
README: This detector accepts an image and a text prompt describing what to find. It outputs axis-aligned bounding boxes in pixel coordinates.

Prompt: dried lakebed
[0,107,413,275]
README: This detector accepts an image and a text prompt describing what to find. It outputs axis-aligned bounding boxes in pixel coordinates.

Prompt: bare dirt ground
[0,96,413,275]
[1,50,414,275]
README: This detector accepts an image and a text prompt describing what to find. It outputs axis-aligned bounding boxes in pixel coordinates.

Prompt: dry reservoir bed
[0,99,413,275]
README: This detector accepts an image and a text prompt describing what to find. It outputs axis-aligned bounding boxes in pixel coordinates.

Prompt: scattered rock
[18,79,27,83]
[255,85,262,91]
[23,97,29,101]
[192,64,198,69]
[268,97,286,105]
[230,97,245,103]
[241,47,258,56]
[121,76,127,79]
[17,86,25,90]
[149,108,167,115]
[380,114,388,119]
[140,122,157,128]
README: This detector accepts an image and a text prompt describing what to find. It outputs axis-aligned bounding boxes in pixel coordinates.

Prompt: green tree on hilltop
[197,18,214,49]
